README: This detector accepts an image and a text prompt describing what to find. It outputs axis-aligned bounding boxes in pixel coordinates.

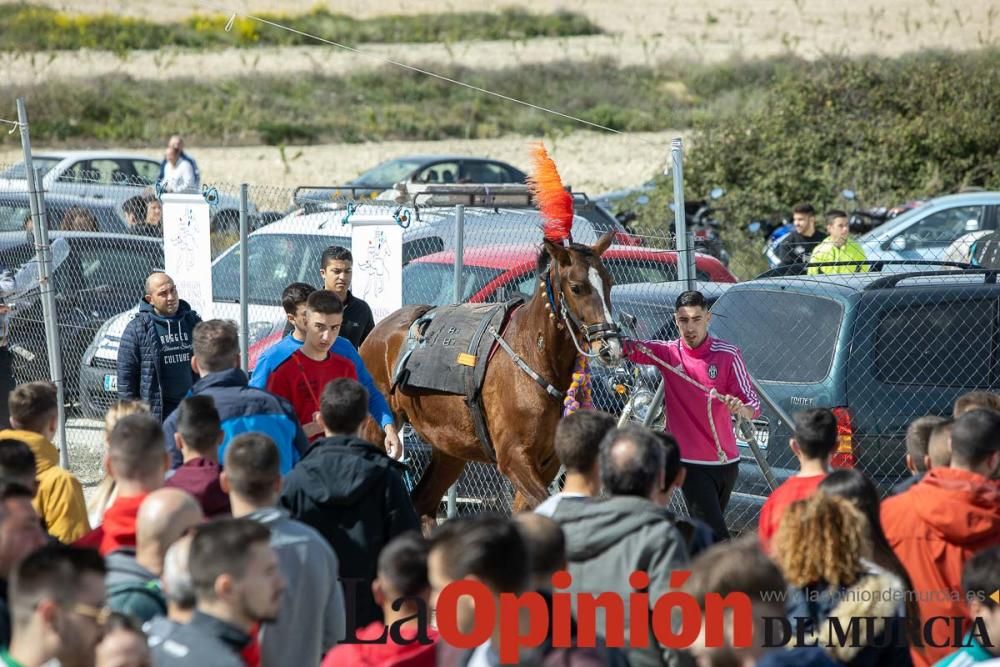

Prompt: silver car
[858,190,1000,263]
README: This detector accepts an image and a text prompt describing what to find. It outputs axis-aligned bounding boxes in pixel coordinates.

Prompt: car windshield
[0,201,31,232]
[710,289,844,383]
[0,158,61,181]
[212,233,349,304]
[353,158,426,187]
[402,262,506,306]
[54,241,162,294]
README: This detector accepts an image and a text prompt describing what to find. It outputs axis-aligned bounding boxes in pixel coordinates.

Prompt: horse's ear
[592,231,615,257]
[544,239,571,266]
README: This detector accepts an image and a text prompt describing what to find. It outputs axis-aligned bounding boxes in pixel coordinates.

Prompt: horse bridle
[543,262,621,358]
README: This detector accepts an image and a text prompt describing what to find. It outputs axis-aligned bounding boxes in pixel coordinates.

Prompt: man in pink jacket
[624,290,759,539]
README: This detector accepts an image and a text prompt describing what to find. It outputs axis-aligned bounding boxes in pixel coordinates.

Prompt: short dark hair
[176,395,222,455]
[512,512,566,579]
[320,378,368,435]
[599,425,665,498]
[108,413,166,480]
[123,195,148,222]
[792,203,816,216]
[430,515,530,594]
[0,481,35,504]
[950,409,1000,468]
[378,531,430,598]
[954,390,1000,417]
[553,410,616,473]
[223,433,280,503]
[825,209,848,222]
[9,544,106,628]
[321,245,353,268]
[189,518,271,601]
[675,290,708,311]
[281,282,316,316]
[905,416,950,472]
[0,439,36,483]
[656,431,683,488]
[192,320,240,373]
[791,408,838,460]
[8,382,57,433]
[306,289,344,316]
[962,546,1000,610]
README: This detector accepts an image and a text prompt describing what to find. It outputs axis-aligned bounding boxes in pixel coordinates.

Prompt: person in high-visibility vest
[807,210,870,275]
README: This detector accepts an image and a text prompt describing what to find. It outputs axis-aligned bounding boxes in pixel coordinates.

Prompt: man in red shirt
[266,290,358,441]
[757,408,837,552]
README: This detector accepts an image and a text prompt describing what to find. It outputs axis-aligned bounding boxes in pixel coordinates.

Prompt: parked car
[0,191,130,235]
[704,268,1000,533]
[0,151,250,233]
[858,191,1000,263]
[323,155,529,199]
[0,231,164,407]
[402,246,737,308]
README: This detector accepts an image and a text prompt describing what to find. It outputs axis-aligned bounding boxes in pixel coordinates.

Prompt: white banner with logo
[350,216,403,324]
[162,193,213,320]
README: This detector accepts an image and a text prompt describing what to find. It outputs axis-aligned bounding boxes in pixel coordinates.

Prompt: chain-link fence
[3,148,997,536]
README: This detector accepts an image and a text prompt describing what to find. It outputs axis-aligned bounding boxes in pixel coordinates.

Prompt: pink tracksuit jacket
[624,336,761,464]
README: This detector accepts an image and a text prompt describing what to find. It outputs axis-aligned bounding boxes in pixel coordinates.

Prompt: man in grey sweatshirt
[221,432,346,666]
[552,424,691,667]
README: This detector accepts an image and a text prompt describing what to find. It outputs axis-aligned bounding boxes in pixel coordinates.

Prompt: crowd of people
[0,234,995,667]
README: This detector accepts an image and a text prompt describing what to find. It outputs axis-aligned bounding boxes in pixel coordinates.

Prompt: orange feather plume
[526,143,574,244]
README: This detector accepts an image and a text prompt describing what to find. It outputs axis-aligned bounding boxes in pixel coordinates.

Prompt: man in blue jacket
[250,282,402,459]
[162,319,308,474]
[117,273,202,422]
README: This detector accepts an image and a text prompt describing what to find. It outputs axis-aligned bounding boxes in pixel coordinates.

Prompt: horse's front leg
[499,443,555,512]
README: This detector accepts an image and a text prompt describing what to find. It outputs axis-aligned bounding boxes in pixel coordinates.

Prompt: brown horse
[360,232,624,519]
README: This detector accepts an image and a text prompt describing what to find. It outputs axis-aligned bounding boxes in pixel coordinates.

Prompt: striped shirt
[624,335,760,464]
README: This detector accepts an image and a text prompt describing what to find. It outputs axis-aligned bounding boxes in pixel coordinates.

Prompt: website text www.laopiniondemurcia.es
[337,571,997,664]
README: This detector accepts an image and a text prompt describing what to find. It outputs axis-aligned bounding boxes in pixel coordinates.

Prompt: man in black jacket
[279,377,420,636]
[776,202,826,268]
[117,273,202,422]
[318,245,375,349]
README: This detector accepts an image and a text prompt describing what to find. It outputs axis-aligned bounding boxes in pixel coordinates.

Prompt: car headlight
[82,317,116,367]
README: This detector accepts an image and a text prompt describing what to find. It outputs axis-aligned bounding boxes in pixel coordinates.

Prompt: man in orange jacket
[881,408,1000,667]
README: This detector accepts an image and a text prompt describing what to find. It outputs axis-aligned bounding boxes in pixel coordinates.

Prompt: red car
[402,245,736,306]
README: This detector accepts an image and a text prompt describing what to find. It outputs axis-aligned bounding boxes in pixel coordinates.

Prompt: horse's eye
[570,284,584,295]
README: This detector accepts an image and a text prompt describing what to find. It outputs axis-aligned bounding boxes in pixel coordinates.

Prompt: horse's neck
[511,285,581,391]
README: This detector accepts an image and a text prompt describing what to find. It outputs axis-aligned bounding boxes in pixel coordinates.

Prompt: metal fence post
[239,184,249,373]
[16,99,68,467]
[446,204,465,519]
[670,137,695,291]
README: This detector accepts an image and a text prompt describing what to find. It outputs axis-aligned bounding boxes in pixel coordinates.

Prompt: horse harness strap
[487,325,565,400]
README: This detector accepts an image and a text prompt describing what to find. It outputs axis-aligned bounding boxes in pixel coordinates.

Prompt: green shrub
[0,60,694,146]
[632,49,1000,277]
[0,5,602,52]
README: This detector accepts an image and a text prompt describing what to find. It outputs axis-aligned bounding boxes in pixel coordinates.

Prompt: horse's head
[540,230,623,367]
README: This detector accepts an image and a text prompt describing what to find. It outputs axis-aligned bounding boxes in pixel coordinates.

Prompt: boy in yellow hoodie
[0,381,89,542]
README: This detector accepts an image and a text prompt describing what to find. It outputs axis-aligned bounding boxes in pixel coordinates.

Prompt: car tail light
[831,407,857,468]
